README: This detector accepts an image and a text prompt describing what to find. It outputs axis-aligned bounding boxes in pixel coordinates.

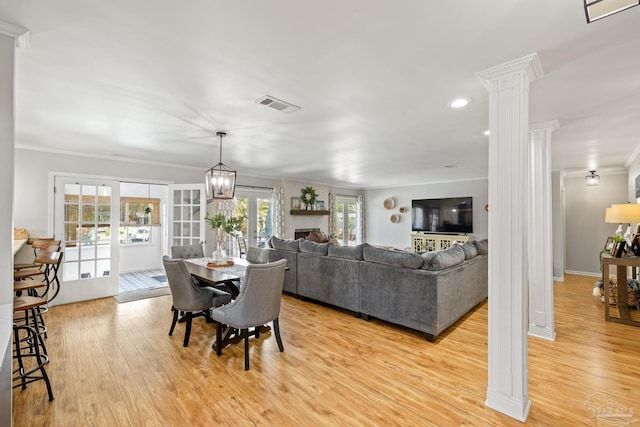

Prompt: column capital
[530,120,560,134]
[476,53,543,88]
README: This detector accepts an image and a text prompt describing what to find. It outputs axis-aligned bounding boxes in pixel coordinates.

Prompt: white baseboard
[553,276,564,282]
[564,269,602,278]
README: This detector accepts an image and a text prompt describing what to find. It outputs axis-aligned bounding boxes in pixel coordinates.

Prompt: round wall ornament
[383,197,395,210]
[390,214,400,223]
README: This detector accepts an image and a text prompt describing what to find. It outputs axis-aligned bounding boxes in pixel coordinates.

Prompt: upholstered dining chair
[170,243,205,260]
[246,247,270,264]
[162,256,232,347]
[209,258,287,370]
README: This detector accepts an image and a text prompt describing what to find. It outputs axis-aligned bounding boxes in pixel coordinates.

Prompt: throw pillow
[420,251,438,270]
[461,241,478,260]
[472,239,488,255]
[299,239,330,255]
[328,244,364,260]
[362,243,424,269]
[270,236,301,252]
[427,245,465,271]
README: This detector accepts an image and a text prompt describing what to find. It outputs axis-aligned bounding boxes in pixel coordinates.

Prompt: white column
[528,121,559,341]
[477,53,543,422]
[0,19,29,426]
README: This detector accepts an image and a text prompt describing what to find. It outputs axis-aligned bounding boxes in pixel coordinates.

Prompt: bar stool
[14,295,49,355]
[15,251,63,301]
[12,323,54,401]
[14,241,61,280]
[14,238,56,271]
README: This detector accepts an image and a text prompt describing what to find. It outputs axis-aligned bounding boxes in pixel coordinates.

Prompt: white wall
[365,179,488,249]
[564,172,628,275]
[0,31,15,424]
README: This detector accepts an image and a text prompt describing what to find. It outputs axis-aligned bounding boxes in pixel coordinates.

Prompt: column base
[528,324,556,341]
[486,388,531,422]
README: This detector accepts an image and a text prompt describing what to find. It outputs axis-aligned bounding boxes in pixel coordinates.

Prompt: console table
[410,234,469,252]
[601,253,640,327]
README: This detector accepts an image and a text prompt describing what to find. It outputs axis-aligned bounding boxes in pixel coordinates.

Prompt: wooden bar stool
[15,251,63,302]
[12,323,54,401]
[14,295,49,355]
[14,238,56,271]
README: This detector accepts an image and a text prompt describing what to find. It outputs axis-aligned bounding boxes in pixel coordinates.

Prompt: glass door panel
[168,184,206,248]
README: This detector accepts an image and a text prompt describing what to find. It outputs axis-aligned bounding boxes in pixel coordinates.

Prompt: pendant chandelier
[205,131,236,200]
[585,170,600,186]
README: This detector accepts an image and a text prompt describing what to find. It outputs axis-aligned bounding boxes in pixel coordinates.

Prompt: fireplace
[294,228,320,240]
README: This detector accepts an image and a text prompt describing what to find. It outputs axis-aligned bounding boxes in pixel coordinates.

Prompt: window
[334,196,357,246]
[235,189,273,249]
[119,197,160,244]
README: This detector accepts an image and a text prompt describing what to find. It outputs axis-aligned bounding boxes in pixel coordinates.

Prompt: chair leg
[183,313,192,347]
[273,317,284,352]
[243,329,250,371]
[216,323,223,356]
[169,306,178,336]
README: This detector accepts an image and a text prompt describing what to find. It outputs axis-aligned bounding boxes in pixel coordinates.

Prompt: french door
[168,184,206,249]
[235,189,273,248]
[53,176,120,305]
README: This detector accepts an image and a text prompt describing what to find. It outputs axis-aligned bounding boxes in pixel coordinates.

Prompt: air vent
[255,95,301,113]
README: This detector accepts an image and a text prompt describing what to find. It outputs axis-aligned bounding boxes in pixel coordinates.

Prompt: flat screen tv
[411,197,472,234]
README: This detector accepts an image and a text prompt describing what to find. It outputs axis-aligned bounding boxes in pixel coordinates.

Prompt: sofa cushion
[460,241,478,260]
[328,244,364,260]
[471,239,488,255]
[270,236,301,252]
[362,244,424,269]
[427,245,465,271]
[299,239,330,255]
[420,251,438,270]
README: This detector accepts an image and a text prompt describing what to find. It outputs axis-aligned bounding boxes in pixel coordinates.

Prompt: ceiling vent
[255,95,301,113]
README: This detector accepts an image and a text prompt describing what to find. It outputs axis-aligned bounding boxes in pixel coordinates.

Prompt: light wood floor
[12,274,640,426]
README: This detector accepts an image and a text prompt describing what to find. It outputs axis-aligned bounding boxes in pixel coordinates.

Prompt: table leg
[604,268,610,321]
[617,265,630,320]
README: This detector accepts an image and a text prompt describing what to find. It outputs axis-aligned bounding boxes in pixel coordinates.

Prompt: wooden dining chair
[237,237,247,259]
[209,259,287,370]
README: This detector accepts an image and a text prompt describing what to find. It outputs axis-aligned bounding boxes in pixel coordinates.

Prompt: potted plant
[206,213,244,263]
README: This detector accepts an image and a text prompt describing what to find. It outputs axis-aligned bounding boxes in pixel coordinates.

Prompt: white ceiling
[2,1,640,189]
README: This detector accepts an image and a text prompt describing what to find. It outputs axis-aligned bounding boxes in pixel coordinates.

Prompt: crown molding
[625,143,640,168]
[0,20,30,49]
[476,53,544,89]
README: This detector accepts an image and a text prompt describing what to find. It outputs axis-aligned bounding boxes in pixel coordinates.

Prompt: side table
[601,253,640,327]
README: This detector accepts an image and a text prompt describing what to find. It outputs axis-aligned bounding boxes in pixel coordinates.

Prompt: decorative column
[477,53,543,422]
[528,121,559,341]
[0,19,29,426]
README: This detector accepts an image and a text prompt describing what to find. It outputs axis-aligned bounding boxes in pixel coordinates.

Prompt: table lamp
[608,203,640,249]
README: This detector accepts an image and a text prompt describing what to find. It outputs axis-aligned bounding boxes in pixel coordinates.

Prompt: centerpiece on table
[206,213,244,264]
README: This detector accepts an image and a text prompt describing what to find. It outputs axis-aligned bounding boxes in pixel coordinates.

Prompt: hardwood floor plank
[12,273,640,426]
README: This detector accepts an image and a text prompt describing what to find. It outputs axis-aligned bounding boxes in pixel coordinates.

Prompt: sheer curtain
[271,186,285,239]
[356,194,365,244]
[213,199,236,255]
[328,193,337,237]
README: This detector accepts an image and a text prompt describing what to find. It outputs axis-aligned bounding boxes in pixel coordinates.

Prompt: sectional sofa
[265,237,488,341]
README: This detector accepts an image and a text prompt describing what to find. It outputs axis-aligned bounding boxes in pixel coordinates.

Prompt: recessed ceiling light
[444,164,458,169]
[448,97,471,109]
[483,130,490,136]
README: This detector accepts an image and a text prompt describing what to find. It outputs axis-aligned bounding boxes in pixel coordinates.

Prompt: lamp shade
[608,203,640,223]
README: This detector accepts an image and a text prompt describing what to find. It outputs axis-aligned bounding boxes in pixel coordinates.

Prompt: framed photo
[612,241,627,258]
[316,200,325,210]
[631,233,640,256]
[291,197,302,210]
[605,237,615,252]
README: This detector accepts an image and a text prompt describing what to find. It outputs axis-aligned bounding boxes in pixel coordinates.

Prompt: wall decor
[384,198,395,210]
[399,207,406,213]
[390,214,400,223]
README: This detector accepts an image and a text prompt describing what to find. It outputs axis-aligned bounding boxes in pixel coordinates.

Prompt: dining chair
[170,243,205,260]
[162,256,232,347]
[237,236,247,258]
[246,247,269,264]
[209,259,287,370]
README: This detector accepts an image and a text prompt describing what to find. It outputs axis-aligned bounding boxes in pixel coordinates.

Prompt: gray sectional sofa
[266,237,488,341]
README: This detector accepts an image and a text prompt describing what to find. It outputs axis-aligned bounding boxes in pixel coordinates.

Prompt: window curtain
[356,194,365,244]
[213,199,236,255]
[271,186,285,239]
[328,193,337,237]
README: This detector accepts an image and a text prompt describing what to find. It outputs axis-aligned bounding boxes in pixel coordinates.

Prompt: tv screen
[411,197,473,234]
